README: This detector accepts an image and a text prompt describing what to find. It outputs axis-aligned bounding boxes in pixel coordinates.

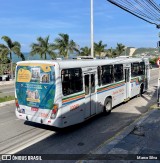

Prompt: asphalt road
[0,69,158,162]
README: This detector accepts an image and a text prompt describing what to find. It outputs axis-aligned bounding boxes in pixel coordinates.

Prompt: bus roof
[17,58,149,69]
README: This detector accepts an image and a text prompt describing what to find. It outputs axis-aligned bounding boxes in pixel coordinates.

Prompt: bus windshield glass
[15,64,55,110]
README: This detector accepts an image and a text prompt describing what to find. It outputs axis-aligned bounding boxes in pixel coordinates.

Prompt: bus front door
[84,73,96,118]
[125,68,130,99]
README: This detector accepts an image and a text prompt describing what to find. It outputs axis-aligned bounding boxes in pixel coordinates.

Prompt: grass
[0,96,15,103]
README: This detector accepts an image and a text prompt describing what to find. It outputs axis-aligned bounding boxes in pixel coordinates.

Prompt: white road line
[1,130,55,154]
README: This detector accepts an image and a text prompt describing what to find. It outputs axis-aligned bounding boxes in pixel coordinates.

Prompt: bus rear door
[84,73,96,118]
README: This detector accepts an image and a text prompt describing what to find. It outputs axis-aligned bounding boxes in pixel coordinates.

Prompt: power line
[107,0,160,27]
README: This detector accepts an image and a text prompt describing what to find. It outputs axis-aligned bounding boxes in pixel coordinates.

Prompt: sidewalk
[83,108,160,163]
[0,80,14,86]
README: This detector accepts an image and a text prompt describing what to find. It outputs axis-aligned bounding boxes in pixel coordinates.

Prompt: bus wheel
[139,84,144,96]
[104,98,112,115]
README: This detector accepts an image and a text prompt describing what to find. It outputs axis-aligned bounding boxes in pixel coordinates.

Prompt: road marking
[1,130,55,154]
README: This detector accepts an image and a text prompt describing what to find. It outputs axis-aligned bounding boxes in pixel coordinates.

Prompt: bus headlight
[50,104,58,119]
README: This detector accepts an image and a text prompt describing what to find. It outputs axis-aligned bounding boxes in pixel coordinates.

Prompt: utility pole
[157,25,160,107]
[91,0,94,58]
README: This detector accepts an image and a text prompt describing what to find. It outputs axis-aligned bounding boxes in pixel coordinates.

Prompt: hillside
[132,48,158,56]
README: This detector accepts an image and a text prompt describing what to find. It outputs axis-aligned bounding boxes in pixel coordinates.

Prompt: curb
[76,110,157,163]
[0,100,15,107]
[90,109,156,155]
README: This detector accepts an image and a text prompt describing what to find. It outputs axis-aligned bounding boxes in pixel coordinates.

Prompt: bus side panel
[97,81,126,109]
[59,67,86,127]
[130,77,141,97]
[61,94,85,127]
[113,83,125,106]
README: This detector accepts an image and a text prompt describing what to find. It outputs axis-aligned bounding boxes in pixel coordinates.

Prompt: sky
[0,0,159,52]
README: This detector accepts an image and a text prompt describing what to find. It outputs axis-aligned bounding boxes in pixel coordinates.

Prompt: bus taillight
[15,99,25,113]
[50,104,58,119]
[15,99,19,108]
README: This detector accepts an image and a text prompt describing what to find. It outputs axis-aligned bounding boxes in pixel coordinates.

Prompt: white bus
[15,58,150,128]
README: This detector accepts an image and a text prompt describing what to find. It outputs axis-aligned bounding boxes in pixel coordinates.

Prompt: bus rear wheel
[103,98,112,115]
[139,84,144,96]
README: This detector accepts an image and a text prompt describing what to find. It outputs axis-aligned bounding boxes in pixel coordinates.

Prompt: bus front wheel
[103,98,112,115]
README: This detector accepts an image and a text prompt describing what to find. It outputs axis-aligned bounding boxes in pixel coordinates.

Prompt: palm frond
[11,46,21,55]
[1,36,13,48]
[30,36,56,59]
[13,41,21,48]
[0,44,8,49]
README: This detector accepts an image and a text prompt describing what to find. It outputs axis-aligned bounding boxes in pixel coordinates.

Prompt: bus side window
[74,68,83,92]
[139,62,145,75]
[101,65,114,85]
[131,62,145,77]
[85,75,89,95]
[131,63,138,77]
[91,74,95,93]
[61,68,83,96]
[97,66,101,86]
[114,64,123,82]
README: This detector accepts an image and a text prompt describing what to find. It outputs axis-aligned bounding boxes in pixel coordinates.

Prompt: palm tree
[116,43,125,56]
[30,36,56,60]
[80,46,91,56]
[0,36,25,79]
[94,41,107,57]
[53,33,79,58]
[106,48,117,58]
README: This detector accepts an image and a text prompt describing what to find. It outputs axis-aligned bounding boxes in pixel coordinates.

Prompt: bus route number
[70,104,79,111]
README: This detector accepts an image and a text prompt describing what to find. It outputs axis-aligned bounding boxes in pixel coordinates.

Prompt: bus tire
[139,84,144,96]
[103,98,112,115]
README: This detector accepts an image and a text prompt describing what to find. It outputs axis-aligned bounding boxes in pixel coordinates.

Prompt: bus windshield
[15,64,55,110]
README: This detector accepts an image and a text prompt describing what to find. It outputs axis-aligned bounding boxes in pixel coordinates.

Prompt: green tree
[0,36,25,79]
[149,57,158,65]
[53,33,79,58]
[80,46,91,56]
[116,43,125,56]
[94,41,107,57]
[30,36,56,60]
[106,48,117,58]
